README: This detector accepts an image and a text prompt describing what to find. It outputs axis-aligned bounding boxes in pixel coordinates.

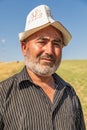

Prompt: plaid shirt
[0,66,86,130]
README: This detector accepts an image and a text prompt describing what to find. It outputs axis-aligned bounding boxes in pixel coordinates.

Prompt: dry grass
[0,61,24,81]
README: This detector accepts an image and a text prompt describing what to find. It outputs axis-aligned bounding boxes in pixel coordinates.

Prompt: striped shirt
[0,66,86,130]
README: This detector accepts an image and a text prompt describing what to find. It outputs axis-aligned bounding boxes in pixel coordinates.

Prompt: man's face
[21,26,63,76]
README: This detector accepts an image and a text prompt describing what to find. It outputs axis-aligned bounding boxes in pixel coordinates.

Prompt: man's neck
[27,68,54,86]
[27,68,56,102]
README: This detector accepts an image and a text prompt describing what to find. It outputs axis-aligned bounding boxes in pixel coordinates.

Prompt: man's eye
[53,42,62,47]
[39,41,44,43]
[38,41,46,45]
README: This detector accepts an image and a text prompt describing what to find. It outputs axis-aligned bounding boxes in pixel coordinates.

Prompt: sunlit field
[0,60,87,129]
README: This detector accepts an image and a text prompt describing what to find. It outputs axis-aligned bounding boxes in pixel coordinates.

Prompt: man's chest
[3,87,76,130]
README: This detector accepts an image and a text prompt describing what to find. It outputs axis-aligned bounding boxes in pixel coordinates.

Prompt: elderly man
[0,5,86,130]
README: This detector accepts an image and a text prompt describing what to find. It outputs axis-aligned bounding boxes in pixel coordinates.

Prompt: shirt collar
[17,66,70,90]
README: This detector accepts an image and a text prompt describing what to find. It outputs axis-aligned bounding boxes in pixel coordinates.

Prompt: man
[0,5,86,130]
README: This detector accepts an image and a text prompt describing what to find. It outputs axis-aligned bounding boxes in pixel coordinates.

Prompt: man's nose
[44,42,54,55]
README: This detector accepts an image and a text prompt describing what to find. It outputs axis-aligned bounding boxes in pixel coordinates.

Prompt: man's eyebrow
[53,38,62,42]
[37,37,49,41]
[36,37,62,42]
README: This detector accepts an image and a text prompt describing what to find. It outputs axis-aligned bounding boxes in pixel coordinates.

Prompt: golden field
[0,60,87,129]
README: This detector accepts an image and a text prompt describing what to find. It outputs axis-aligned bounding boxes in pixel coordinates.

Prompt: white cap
[19,5,72,46]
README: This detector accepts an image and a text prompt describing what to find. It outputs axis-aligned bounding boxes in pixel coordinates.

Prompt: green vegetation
[0,60,87,129]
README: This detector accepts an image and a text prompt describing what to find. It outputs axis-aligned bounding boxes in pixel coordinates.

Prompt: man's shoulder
[0,66,29,96]
[0,67,25,97]
[53,73,77,96]
[54,73,81,107]
[0,66,27,88]
[0,73,19,97]
[0,73,17,85]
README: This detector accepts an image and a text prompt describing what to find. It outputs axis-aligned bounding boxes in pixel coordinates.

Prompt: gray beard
[25,55,61,76]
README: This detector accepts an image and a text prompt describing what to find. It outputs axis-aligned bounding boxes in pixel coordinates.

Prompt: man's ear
[21,42,27,56]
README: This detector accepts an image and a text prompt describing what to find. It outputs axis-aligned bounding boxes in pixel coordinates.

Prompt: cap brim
[52,21,72,45]
[19,21,72,46]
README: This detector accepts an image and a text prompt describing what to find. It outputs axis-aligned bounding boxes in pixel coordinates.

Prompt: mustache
[39,54,56,62]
